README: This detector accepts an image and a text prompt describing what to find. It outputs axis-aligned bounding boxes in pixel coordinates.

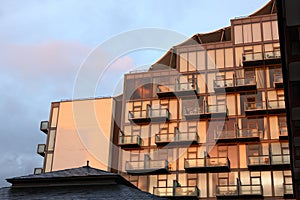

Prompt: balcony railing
[157,82,198,98]
[283,183,294,196]
[244,100,285,115]
[271,154,290,165]
[125,160,169,175]
[184,104,227,120]
[216,184,263,198]
[248,155,270,168]
[128,108,170,124]
[279,127,288,140]
[215,130,237,143]
[274,74,284,88]
[155,132,199,146]
[214,77,257,92]
[248,154,291,170]
[153,186,199,197]
[37,144,46,157]
[237,129,262,142]
[118,134,142,148]
[40,121,48,134]
[242,50,281,66]
[184,157,230,173]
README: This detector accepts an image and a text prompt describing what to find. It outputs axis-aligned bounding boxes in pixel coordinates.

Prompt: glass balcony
[176,132,199,144]
[40,121,49,134]
[216,185,238,197]
[239,185,263,196]
[235,77,257,91]
[247,155,270,170]
[125,160,169,175]
[118,134,142,148]
[279,127,288,140]
[237,129,262,142]
[271,154,291,169]
[155,132,199,146]
[37,144,46,157]
[157,82,198,98]
[244,101,266,115]
[274,74,284,88]
[128,108,170,124]
[34,168,43,175]
[283,183,294,197]
[184,157,230,173]
[213,79,234,92]
[215,130,237,143]
[243,50,281,67]
[153,186,199,197]
[267,100,285,113]
[155,133,175,146]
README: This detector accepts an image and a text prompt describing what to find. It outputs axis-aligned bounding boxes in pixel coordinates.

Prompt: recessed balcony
[155,131,199,146]
[283,183,294,198]
[157,82,198,98]
[279,127,288,140]
[213,79,235,93]
[118,133,143,148]
[235,77,257,91]
[184,157,230,173]
[242,50,281,67]
[37,144,46,157]
[125,159,169,175]
[153,186,199,199]
[271,154,291,170]
[237,129,262,142]
[128,107,170,124]
[216,184,263,199]
[274,74,284,89]
[40,121,49,134]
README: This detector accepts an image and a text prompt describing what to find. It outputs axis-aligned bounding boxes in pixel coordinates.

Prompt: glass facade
[118,4,293,199]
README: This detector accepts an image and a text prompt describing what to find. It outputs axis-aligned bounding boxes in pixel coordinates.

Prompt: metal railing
[243,50,281,62]
[248,155,270,166]
[153,186,199,197]
[128,108,170,120]
[215,130,237,140]
[125,160,168,171]
[214,79,234,88]
[216,184,263,196]
[119,134,142,146]
[157,82,198,93]
[239,185,263,195]
[243,52,263,62]
[207,104,228,114]
[216,185,238,196]
[238,129,262,139]
[155,133,175,143]
[244,101,266,111]
[235,77,256,86]
[267,99,285,109]
[271,154,290,165]
[264,50,281,59]
[184,157,230,168]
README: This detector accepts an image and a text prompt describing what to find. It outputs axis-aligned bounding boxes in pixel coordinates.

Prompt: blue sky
[0,0,270,187]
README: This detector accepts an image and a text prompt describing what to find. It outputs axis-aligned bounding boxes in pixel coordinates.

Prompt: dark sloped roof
[7,166,115,181]
[0,185,167,200]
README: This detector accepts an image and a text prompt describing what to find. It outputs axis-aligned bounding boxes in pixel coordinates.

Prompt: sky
[0,0,270,187]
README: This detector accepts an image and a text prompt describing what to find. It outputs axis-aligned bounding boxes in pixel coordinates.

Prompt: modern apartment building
[36,0,295,199]
[118,0,294,199]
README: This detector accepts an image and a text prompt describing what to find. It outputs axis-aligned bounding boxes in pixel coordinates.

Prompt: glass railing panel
[206,157,229,167]
[280,127,288,136]
[243,52,263,61]
[153,187,173,196]
[216,185,238,196]
[268,100,285,109]
[274,74,283,83]
[126,161,145,171]
[183,106,203,115]
[216,130,236,139]
[176,132,198,142]
[128,110,148,119]
[235,77,256,86]
[284,183,293,194]
[271,154,290,165]
[238,129,261,138]
[150,109,169,118]
[155,133,175,143]
[248,155,270,165]
[174,186,199,196]
[177,82,197,91]
[239,185,262,195]
[264,50,281,59]
[214,79,234,88]
[37,144,46,153]
[207,104,227,113]
[184,158,205,168]
[245,101,266,111]
[119,135,141,145]
[148,160,168,169]
[157,84,175,93]
[40,121,48,130]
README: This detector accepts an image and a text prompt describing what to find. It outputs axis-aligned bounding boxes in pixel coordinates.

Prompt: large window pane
[234,25,243,44]
[216,49,224,69]
[207,50,215,69]
[272,21,279,40]
[197,51,206,70]
[180,53,188,72]
[189,52,197,71]
[263,22,272,41]
[252,23,262,42]
[243,24,252,43]
[225,48,233,68]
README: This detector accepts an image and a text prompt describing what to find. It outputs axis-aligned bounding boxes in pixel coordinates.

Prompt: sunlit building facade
[36,97,119,174]
[118,1,294,199]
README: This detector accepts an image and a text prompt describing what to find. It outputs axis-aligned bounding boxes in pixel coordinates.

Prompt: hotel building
[36,0,295,199]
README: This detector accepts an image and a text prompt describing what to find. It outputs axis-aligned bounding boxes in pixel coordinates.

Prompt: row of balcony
[124,154,290,175]
[119,127,288,149]
[242,50,281,67]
